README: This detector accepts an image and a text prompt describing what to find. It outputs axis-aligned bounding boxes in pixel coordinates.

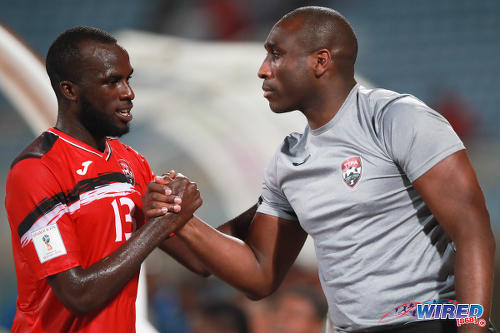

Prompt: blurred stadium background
[1,0,499,332]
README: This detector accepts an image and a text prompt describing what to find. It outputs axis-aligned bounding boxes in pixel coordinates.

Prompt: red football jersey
[5,128,154,332]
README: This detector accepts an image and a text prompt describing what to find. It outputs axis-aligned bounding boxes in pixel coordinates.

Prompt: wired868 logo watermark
[378,299,486,327]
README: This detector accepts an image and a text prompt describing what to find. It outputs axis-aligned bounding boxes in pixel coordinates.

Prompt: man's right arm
[154,154,301,296]
[215,203,258,239]
[158,204,258,276]
[176,212,308,300]
[143,177,305,297]
[46,177,202,315]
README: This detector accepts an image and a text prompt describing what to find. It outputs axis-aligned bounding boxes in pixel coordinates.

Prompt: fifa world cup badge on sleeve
[32,224,67,263]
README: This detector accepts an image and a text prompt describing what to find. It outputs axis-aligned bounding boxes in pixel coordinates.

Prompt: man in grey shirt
[257,83,462,331]
[148,6,495,333]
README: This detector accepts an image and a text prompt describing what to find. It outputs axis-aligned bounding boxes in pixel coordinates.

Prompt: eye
[271,50,281,59]
[106,78,119,86]
[126,75,133,83]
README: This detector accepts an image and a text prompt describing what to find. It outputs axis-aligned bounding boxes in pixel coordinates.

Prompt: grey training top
[257,84,465,332]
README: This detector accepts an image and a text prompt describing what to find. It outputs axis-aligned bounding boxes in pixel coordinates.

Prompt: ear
[313,49,331,77]
[59,80,79,102]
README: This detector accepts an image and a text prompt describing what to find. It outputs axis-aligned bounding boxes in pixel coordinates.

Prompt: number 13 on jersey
[111,197,136,242]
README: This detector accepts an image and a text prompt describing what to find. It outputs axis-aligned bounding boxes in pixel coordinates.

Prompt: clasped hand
[142,170,202,234]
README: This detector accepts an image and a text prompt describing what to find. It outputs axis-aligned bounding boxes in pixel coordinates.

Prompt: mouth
[262,85,275,99]
[115,106,133,122]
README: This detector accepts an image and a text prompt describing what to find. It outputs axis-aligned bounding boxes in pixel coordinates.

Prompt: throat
[304,108,338,130]
[305,81,357,130]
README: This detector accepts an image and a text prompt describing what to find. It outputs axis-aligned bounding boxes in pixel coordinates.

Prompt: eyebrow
[104,74,121,82]
[104,69,134,81]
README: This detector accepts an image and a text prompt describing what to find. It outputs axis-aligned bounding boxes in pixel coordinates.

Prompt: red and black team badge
[118,159,135,185]
[341,156,362,188]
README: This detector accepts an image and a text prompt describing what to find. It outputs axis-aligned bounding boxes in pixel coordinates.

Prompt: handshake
[142,170,203,238]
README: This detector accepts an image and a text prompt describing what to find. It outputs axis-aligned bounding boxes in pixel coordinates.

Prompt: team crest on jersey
[118,159,135,185]
[341,156,362,188]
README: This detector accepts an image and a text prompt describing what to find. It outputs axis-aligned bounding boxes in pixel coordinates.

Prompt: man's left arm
[413,149,495,332]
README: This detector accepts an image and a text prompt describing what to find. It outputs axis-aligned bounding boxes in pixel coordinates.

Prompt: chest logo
[341,156,362,188]
[76,161,93,175]
[118,159,135,185]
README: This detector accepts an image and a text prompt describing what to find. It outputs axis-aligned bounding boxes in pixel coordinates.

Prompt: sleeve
[5,159,81,280]
[379,96,465,182]
[256,149,298,222]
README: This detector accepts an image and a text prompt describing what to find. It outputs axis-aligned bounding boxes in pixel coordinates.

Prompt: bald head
[277,6,358,75]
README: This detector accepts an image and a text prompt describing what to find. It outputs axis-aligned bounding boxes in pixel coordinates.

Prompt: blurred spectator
[151,0,309,41]
[149,285,190,333]
[189,301,249,333]
[238,297,274,333]
[432,90,479,142]
[271,286,328,333]
[234,265,323,333]
[201,0,254,40]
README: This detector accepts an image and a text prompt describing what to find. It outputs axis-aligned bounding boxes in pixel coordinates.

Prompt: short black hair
[45,26,116,96]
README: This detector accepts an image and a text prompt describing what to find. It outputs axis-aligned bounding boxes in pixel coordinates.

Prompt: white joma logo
[76,161,93,175]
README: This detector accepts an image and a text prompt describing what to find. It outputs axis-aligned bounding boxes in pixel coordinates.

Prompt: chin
[115,127,130,137]
[269,102,296,114]
[106,124,130,138]
[269,101,283,113]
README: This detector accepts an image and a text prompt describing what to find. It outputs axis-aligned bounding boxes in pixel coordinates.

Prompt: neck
[302,78,356,130]
[56,116,107,152]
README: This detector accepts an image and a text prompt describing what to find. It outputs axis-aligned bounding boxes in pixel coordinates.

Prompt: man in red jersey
[5,26,202,332]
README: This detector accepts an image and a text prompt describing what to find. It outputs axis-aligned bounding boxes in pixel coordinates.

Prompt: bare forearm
[455,233,495,332]
[160,204,258,276]
[217,203,258,239]
[48,213,183,314]
[160,231,210,276]
[177,217,273,299]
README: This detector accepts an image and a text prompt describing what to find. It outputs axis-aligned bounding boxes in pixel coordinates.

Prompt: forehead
[78,41,131,78]
[265,17,305,50]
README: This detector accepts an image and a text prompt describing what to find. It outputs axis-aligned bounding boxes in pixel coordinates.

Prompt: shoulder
[280,130,307,158]
[358,86,441,128]
[10,131,59,169]
[358,85,415,115]
[6,153,60,218]
[8,157,55,188]
[263,130,309,180]
[379,94,443,128]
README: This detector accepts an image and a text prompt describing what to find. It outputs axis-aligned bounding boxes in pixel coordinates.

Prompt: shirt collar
[48,128,112,160]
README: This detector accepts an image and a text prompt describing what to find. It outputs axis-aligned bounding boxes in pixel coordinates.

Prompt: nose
[120,80,135,100]
[258,56,271,79]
